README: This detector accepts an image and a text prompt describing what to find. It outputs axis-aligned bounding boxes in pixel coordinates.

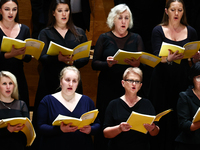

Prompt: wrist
[166,57,172,65]
[118,125,122,132]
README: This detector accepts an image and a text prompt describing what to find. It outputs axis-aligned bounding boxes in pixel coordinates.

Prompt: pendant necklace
[0,100,11,109]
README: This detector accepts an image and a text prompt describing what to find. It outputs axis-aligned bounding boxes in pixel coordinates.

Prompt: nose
[132,82,136,85]
[68,80,73,86]
[122,18,126,24]
[175,10,178,15]
[62,11,66,15]
[6,84,10,89]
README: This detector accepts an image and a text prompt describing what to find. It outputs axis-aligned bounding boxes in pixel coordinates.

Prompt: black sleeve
[73,29,89,69]
[22,25,32,63]
[91,34,109,71]
[151,26,163,56]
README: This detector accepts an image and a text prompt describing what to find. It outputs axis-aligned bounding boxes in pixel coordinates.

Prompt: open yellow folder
[52,109,98,129]
[0,117,36,146]
[1,36,44,60]
[126,109,172,134]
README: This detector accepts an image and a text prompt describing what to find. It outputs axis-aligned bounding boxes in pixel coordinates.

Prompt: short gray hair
[106,4,133,29]
[123,67,143,81]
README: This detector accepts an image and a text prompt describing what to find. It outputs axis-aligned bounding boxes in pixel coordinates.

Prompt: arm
[143,123,160,136]
[38,29,61,65]
[177,92,197,132]
[22,25,32,62]
[37,97,63,136]
[20,100,30,118]
[91,34,110,71]
[79,96,101,135]
[104,122,131,138]
[190,121,200,131]
[73,30,89,69]
[151,26,164,56]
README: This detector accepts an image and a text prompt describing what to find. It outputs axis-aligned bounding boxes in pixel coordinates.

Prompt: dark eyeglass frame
[124,79,141,84]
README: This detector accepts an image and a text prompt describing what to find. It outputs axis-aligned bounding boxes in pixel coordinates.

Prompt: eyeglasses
[196,76,200,82]
[124,79,141,84]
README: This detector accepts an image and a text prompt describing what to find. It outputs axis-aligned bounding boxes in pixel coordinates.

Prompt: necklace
[0,101,11,109]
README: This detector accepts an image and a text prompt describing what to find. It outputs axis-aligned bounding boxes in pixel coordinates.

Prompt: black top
[0,24,31,106]
[176,86,200,145]
[91,31,145,123]
[103,97,156,150]
[149,25,198,111]
[0,99,29,150]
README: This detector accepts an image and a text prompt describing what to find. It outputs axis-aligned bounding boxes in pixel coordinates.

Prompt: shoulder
[81,95,94,103]
[187,25,198,39]
[74,26,85,34]
[140,97,153,104]
[187,25,196,32]
[15,99,27,106]
[39,27,52,35]
[179,86,193,99]
[129,32,143,40]
[96,31,112,42]
[20,24,29,30]
[99,31,111,38]
[40,94,54,103]
[108,98,121,106]
[152,25,162,33]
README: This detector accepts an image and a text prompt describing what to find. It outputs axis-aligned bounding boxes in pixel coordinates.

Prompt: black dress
[103,97,156,150]
[148,25,198,150]
[0,99,29,150]
[0,24,31,107]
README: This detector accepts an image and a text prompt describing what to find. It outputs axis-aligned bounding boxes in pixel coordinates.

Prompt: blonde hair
[0,71,19,99]
[123,67,143,81]
[107,4,133,29]
[59,66,80,82]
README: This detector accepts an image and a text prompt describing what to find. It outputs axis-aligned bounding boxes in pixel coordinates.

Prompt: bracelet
[166,57,172,65]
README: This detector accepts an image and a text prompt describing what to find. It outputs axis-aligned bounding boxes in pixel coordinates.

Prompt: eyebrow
[4,7,18,9]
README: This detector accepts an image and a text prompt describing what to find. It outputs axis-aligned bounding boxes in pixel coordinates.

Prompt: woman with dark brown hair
[0,0,31,107]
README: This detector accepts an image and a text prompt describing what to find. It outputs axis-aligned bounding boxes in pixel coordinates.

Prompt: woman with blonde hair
[103,67,159,150]
[37,66,100,150]
[0,71,29,150]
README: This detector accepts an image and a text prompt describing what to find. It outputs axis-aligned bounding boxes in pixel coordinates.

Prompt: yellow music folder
[126,109,172,134]
[52,109,98,129]
[0,36,45,60]
[159,41,200,64]
[192,107,200,123]
[46,40,92,60]
[113,49,161,68]
[0,117,36,146]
